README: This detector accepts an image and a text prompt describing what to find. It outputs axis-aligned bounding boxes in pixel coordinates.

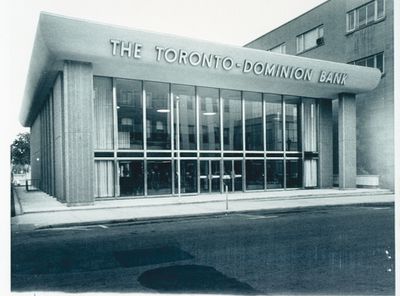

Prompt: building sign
[110,39,348,85]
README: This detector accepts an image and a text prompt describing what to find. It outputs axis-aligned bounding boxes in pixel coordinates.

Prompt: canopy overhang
[20,13,381,127]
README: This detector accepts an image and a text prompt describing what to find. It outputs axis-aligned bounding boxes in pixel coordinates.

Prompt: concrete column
[318,99,333,188]
[63,61,94,205]
[53,74,66,202]
[338,93,356,189]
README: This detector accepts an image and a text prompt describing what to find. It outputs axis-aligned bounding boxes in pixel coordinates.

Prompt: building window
[269,43,286,54]
[93,77,114,150]
[246,160,265,190]
[265,94,283,151]
[284,96,301,152]
[145,81,171,150]
[296,26,324,54]
[172,84,196,150]
[198,87,220,150]
[94,160,114,197]
[147,160,172,195]
[346,0,385,32]
[221,89,242,150]
[349,52,384,73]
[244,92,263,151]
[116,79,143,149]
[119,160,144,196]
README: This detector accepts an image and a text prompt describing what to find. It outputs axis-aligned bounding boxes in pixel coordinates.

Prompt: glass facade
[198,87,220,150]
[244,92,263,151]
[116,79,143,149]
[222,90,242,151]
[93,76,320,198]
[145,81,171,150]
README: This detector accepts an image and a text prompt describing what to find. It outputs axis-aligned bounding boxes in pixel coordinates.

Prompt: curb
[34,201,395,231]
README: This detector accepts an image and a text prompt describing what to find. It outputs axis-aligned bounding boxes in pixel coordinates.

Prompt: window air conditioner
[316,37,325,46]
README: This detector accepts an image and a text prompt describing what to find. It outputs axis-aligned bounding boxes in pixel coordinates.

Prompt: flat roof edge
[20,11,381,126]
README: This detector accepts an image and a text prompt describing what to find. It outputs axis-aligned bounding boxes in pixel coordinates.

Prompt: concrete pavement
[11,186,395,232]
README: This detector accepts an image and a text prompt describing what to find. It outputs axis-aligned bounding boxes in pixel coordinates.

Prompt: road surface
[12,204,395,294]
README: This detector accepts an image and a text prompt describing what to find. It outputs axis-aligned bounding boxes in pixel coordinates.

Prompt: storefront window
[145,81,171,150]
[172,84,196,150]
[147,160,172,195]
[222,89,242,150]
[244,92,263,151]
[94,160,114,197]
[266,159,283,189]
[198,87,220,150]
[94,77,320,198]
[246,160,264,190]
[285,96,301,151]
[265,94,283,151]
[180,160,197,193]
[93,77,113,150]
[286,159,302,188]
[116,79,143,149]
[119,160,144,196]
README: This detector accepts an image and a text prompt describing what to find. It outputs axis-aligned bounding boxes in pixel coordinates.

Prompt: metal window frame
[98,77,320,199]
[296,25,324,54]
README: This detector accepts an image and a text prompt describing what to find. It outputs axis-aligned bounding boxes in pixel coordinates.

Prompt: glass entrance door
[223,160,243,192]
[200,160,221,193]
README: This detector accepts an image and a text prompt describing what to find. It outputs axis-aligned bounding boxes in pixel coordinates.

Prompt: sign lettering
[110,39,348,85]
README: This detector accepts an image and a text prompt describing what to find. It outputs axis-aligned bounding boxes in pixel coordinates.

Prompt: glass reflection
[244,92,263,151]
[286,159,302,188]
[180,160,197,193]
[119,160,144,196]
[266,159,283,189]
[222,90,242,150]
[145,81,171,150]
[246,160,264,190]
[147,160,172,195]
[265,94,283,151]
[199,87,220,150]
[116,79,143,149]
[285,96,301,151]
[172,84,196,150]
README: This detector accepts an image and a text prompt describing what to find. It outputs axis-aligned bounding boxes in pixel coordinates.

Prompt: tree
[10,132,30,171]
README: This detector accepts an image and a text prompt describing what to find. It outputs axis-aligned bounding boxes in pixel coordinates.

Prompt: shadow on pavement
[138,264,258,294]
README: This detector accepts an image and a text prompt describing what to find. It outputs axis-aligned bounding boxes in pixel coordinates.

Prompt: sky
[1,0,327,146]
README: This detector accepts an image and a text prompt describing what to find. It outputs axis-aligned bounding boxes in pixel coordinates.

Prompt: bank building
[21,0,393,206]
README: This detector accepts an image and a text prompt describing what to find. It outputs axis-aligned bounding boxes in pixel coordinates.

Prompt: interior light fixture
[157,109,170,113]
[203,112,217,116]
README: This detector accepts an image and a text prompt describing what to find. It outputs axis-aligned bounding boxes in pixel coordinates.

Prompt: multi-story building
[245,0,394,190]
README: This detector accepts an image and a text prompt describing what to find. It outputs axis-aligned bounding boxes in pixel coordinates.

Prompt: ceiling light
[157,109,170,113]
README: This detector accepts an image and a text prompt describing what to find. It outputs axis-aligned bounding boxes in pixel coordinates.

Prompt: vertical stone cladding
[63,61,94,205]
[338,93,356,188]
[318,99,333,188]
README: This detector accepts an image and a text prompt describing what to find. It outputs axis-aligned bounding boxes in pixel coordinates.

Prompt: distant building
[246,0,394,190]
[20,13,380,205]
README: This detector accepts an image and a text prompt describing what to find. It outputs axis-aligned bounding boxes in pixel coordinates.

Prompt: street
[11,204,395,294]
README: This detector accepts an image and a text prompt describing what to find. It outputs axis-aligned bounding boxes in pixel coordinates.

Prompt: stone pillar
[318,99,333,188]
[338,93,356,189]
[62,61,94,205]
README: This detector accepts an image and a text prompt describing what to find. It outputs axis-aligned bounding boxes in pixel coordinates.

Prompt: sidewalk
[11,186,395,232]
